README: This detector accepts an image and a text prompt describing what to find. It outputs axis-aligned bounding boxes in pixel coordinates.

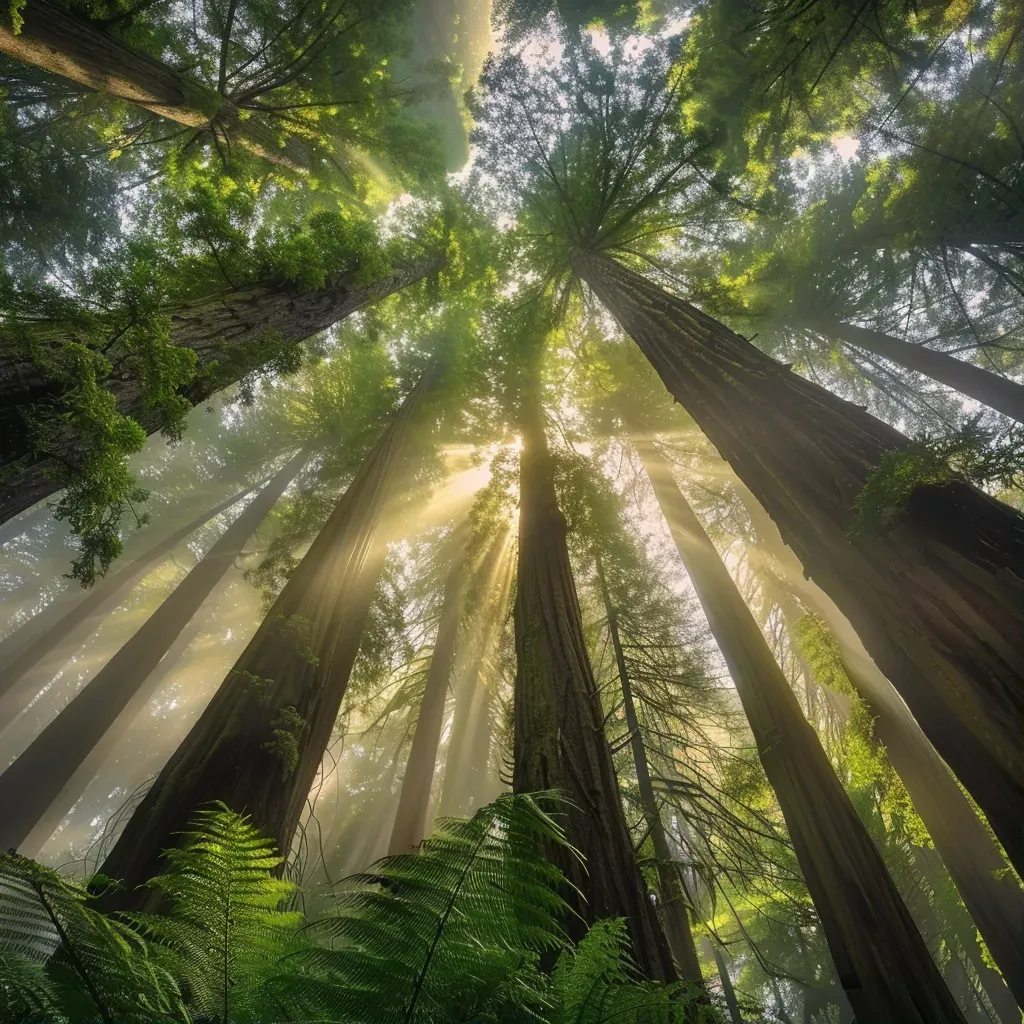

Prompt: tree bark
[635,438,967,1023]
[97,366,441,908]
[0,449,308,852]
[512,389,676,983]
[576,250,1024,875]
[700,936,744,1024]
[0,254,441,526]
[743,489,1024,1013]
[0,0,306,171]
[387,527,468,854]
[595,556,704,985]
[0,480,261,730]
[799,313,1024,423]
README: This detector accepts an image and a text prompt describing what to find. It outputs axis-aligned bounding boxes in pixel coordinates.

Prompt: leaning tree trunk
[595,557,704,985]
[0,480,261,729]
[798,312,1024,423]
[0,0,306,171]
[0,449,309,852]
[576,250,1024,875]
[387,527,468,854]
[0,254,440,526]
[635,438,967,1023]
[742,487,1024,1011]
[98,366,441,909]
[512,389,676,983]
[700,936,743,1024]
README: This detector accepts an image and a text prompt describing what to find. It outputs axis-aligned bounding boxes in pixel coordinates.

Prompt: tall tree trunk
[0,254,440,526]
[20,610,206,858]
[0,449,308,852]
[436,529,511,818]
[0,480,260,730]
[512,389,676,983]
[576,250,1024,874]
[0,0,306,171]
[798,313,1024,423]
[387,527,468,854]
[97,367,440,909]
[743,488,1024,1012]
[595,557,704,985]
[700,936,744,1024]
[635,438,967,1023]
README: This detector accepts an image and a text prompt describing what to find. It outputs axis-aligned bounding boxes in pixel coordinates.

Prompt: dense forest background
[0,0,1022,1019]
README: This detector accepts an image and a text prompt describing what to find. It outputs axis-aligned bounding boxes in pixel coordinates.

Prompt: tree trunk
[576,250,1024,875]
[20,610,206,859]
[595,556,704,985]
[0,0,306,171]
[0,480,261,730]
[799,313,1024,423]
[512,389,676,983]
[0,254,440,526]
[0,449,308,852]
[97,366,441,908]
[743,488,1024,1013]
[701,936,744,1024]
[436,529,511,819]
[635,438,967,1023]
[387,527,468,854]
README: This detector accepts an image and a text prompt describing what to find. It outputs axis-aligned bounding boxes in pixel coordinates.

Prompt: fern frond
[282,792,573,1023]
[0,853,183,1023]
[129,803,303,1023]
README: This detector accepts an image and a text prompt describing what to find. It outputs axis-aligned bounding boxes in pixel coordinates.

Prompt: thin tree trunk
[435,529,511,818]
[512,388,676,983]
[20,610,206,858]
[576,251,1024,874]
[0,0,306,171]
[0,254,440,526]
[635,438,966,1023]
[800,313,1024,422]
[744,489,1024,1012]
[387,527,468,854]
[0,480,261,730]
[0,449,308,852]
[97,366,441,909]
[701,936,744,1024]
[595,556,704,985]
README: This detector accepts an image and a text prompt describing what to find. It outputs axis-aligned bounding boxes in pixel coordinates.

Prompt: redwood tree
[512,381,676,983]
[636,436,968,1023]
[98,363,443,907]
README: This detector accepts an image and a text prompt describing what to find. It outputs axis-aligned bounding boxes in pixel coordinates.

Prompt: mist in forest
[1,0,1023,1021]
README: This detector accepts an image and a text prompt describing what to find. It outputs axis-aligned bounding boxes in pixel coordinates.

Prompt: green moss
[263,705,306,777]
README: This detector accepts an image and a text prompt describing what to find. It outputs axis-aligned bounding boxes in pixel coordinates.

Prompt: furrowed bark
[97,366,440,908]
[799,313,1024,422]
[595,557,704,985]
[0,449,308,853]
[387,527,468,855]
[512,390,676,983]
[0,0,307,171]
[0,254,440,526]
[576,250,1024,874]
[742,486,1024,1011]
[636,438,967,1023]
[0,481,260,730]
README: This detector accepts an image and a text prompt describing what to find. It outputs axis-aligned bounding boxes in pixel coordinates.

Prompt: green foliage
[0,853,182,1022]
[263,705,307,776]
[130,805,302,1023]
[853,417,1024,532]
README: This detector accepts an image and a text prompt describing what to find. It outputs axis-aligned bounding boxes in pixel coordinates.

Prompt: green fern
[0,853,182,1023]
[279,792,574,1023]
[548,919,716,1024]
[128,804,303,1024]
